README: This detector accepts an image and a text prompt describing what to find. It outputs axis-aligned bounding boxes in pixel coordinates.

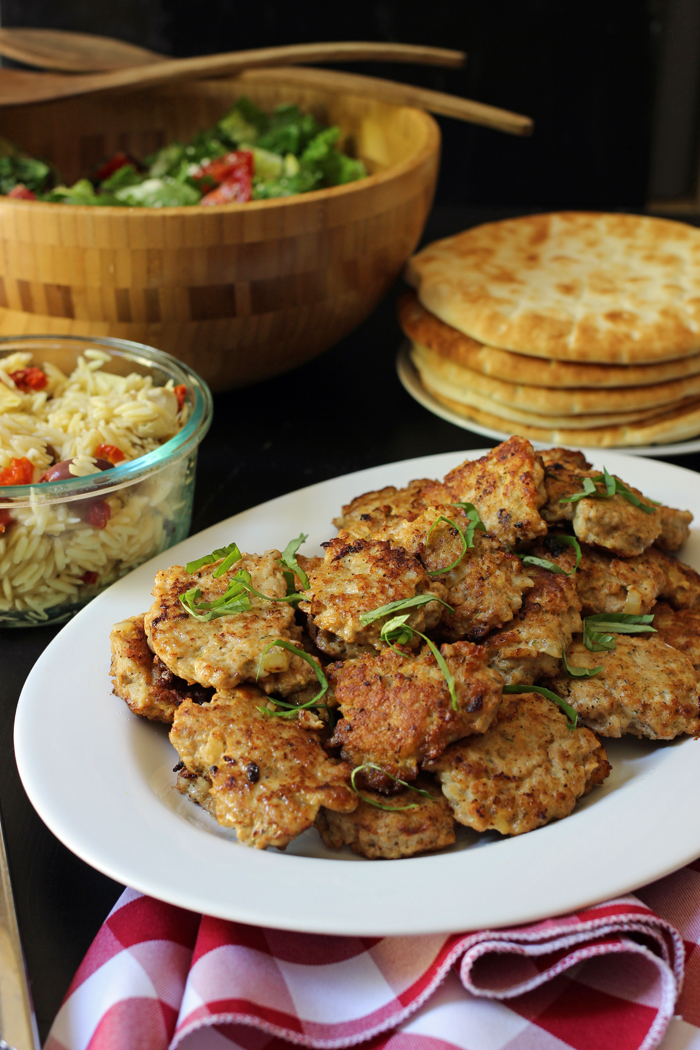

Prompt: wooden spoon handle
[0,42,468,107]
[241,66,533,137]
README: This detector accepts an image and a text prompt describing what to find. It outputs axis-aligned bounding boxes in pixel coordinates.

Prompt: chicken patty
[426,692,610,836]
[299,536,448,657]
[481,565,582,684]
[646,547,700,609]
[550,635,700,739]
[574,545,666,617]
[330,641,503,789]
[652,603,700,671]
[110,613,213,722]
[145,550,318,695]
[373,504,533,642]
[171,686,356,850]
[315,779,455,859]
[443,436,547,548]
[332,478,440,540]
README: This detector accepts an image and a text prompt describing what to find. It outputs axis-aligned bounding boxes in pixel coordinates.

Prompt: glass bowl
[0,335,213,627]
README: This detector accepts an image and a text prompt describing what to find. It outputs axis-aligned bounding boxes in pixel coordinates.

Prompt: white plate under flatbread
[398,291,700,388]
[405,212,700,364]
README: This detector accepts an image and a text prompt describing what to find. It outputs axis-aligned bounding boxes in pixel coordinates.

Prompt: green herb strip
[503,683,578,730]
[279,533,310,591]
[562,648,603,678]
[559,470,657,514]
[180,561,305,621]
[379,614,458,710]
[450,502,487,547]
[522,535,582,576]
[359,593,453,628]
[350,763,436,811]
[256,639,328,717]
[582,612,656,653]
[425,516,468,577]
[185,541,242,576]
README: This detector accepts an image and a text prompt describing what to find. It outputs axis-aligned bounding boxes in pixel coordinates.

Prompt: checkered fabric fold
[45,863,700,1050]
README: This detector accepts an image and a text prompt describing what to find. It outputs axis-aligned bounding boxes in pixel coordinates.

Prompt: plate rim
[14,447,700,935]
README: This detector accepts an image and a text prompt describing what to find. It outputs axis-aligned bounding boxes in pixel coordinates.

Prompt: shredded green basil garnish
[582,612,656,653]
[256,639,328,716]
[180,566,304,620]
[503,683,578,730]
[380,614,459,710]
[279,533,310,591]
[425,515,468,577]
[180,580,251,621]
[350,763,436,811]
[185,541,242,576]
[562,648,603,678]
[522,534,582,576]
[359,593,453,628]
[451,501,487,547]
[559,470,657,515]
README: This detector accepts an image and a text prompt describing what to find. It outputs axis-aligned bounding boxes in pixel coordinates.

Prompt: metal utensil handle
[0,816,39,1050]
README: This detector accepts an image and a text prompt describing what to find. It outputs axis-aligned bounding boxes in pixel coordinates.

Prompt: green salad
[0,97,368,207]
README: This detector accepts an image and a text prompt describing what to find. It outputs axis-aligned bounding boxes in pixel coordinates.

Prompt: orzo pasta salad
[0,348,194,624]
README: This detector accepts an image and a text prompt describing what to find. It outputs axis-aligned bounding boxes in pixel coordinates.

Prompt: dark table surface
[4,205,700,1041]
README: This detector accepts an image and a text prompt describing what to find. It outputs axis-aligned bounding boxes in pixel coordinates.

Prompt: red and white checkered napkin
[44,862,700,1050]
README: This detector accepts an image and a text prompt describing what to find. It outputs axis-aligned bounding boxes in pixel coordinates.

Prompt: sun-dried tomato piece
[0,457,34,486]
[94,443,125,465]
[0,508,12,532]
[81,571,98,585]
[87,501,111,529]
[9,367,48,391]
[174,384,187,411]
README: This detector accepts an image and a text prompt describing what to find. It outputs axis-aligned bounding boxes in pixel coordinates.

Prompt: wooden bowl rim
[0,95,440,218]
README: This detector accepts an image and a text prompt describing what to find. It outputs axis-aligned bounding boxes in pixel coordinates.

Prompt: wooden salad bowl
[0,71,440,389]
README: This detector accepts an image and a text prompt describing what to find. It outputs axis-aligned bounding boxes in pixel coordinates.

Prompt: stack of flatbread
[401,212,700,447]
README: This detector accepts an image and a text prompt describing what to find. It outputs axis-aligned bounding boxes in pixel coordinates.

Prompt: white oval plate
[14,450,700,936]
[397,343,700,458]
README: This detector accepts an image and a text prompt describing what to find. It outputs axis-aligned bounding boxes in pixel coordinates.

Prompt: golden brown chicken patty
[655,504,693,552]
[145,550,318,696]
[541,464,669,557]
[443,436,547,548]
[171,686,356,850]
[550,635,700,739]
[652,603,700,671]
[481,565,582,685]
[299,536,448,658]
[332,478,439,540]
[646,548,700,609]
[330,641,503,789]
[315,779,455,859]
[574,545,666,617]
[373,504,533,642]
[110,613,213,722]
[426,692,610,836]
[539,448,592,472]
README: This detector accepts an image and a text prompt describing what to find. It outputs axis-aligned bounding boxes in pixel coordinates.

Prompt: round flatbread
[409,342,700,415]
[398,291,700,388]
[405,213,700,364]
[412,350,689,429]
[420,384,700,447]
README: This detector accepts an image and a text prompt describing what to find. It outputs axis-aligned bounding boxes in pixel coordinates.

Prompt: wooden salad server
[0,40,467,107]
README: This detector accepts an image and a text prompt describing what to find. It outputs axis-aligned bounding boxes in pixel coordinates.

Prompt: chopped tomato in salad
[7,184,37,200]
[174,384,187,412]
[0,508,12,532]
